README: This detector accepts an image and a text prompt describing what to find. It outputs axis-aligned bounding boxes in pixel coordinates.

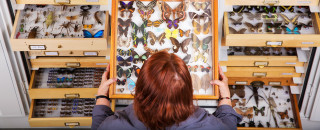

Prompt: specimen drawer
[10,5,109,51]
[228,77,296,86]
[225,67,301,78]
[30,57,108,69]
[220,56,304,67]
[229,81,301,129]
[223,11,320,47]
[225,0,318,6]
[29,99,94,127]
[28,68,104,99]
[16,0,107,5]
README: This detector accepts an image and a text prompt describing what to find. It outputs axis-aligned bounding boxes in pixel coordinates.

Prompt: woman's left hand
[97,64,116,96]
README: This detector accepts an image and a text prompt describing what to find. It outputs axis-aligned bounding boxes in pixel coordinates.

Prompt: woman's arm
[92,65,116,130]
[211,65,231,106]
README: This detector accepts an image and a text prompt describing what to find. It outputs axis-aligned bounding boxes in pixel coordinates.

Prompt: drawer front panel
[225,0,318,6]
[30,57,108,68]
[220,56,304,67]
[228,77,296,86]
[225,67,301,77]
[16,0,108,5]
[28,50,108,57]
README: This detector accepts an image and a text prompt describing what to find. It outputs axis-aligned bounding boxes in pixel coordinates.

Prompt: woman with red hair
[92,51,242,130]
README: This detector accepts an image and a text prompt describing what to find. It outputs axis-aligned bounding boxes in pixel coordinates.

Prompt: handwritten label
[302,42,314,44]
[84,52,98,56]
[45,52,58,56]
[266,41,282,46]
[297,1,311,4]
[282,73,293,75]
[286,62,297,65]
[29,45,46,50]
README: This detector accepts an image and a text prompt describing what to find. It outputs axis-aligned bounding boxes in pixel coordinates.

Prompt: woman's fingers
[218,65,228,82]
[211,80,224,87]
[102,78,117,87]
[106,64,110,79]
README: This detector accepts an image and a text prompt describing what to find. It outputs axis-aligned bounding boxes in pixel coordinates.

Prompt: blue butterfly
[127,78,136,92]
[83,30,104,38]
[283,26,300,34]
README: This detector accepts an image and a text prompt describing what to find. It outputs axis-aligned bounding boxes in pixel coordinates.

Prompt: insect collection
[34,68,104,88]
[116,0,214,95]
[230,81,296,128]
[228,6,313,35]
[227,47,297,56]
[33,99,95,118]
[15,5,106,39]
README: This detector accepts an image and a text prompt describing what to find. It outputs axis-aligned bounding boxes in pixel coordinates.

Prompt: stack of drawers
[10,0,109,127]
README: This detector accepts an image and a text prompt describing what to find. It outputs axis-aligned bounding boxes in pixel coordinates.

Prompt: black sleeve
[91,105,114,130]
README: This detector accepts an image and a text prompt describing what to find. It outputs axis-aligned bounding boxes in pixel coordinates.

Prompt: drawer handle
[263,0,279,5]
[235,81,247,85]
[266,41,283,47]
[66,62,80,67]
[269,82,281,86]
[65,93,80,98]
[253,72,267,77]
[55,0,70,4]
[65,122,79,128]
[254,61,269,68]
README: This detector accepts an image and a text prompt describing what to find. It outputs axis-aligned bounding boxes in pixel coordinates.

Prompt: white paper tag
[302,42,314,44]
[286,62,297,65]
[235,81,247,85]
[96,63,108,65]
[45,52,58,56]
[84,52,98,56]
[282,73,293,75]
[266,41,282,46]
[87,0,99,2]
[29,45,46,50]
[297,1,311,4]
[269,82,281,86]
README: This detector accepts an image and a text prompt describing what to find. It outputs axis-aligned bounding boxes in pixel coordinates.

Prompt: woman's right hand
[210,65,231,106]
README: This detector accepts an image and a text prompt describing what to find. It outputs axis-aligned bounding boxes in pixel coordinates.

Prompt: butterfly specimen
[117,79,126,85]
[170,37,191,53]
[83,30,104,38]
[192,20,211,35]
[117,56,133,66]
[246,13,261,20]
[261,13,278,22]
[245,22,263,33]
[192,2,210,11]
[147,19,164,27]
[148,31,166,45]
[200,65,211,72]
[191,74,201,92]
[298,10,311,19]
[201,74,211,92]
[231,99,239,108]
[133,65,140,77]
[144,46,171,55]
[118,25,129,37]
[117,65,132,78]
[66,15,78,21]
[253,106,265,116]
[132,50,150,64]
[189,10,211,23]
[285,48,297,56]
[263,6,277,13]
[239,99,246,106]
[233,6,245,13]
[279,14,300,25]
[266,22,282,34]
[118,1,135,18]
[235,107,253,119]
[83,24,93,29]
[132,33,148,48]
[247,6,261,12]
[282,25,301,34]
[262,47,271,55]
[280,6,294,12]
[118,36,131,47]
[182,54,191,63]
[193,52,208,63]
[229,27,247,34]
[118,18,131,28]
[191,34,212,52]
[166,19,179,29]
[136,0,157,20]
[126,78,136,92]
[257,121,264,127]
[300,21,313,29]
[117,48,133,56]
[165,29,178,39]
[229,85,245,98]
[179,29,190,37]
[277,110,289,119]
[131,21,147,34]
[160,1,187,21]
[188,65,198,72]
[229,17,243,26]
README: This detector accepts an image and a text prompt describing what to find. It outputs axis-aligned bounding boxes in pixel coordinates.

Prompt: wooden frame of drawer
[28,50,109,57]
[29,99,91,127]
[228,77,297,86]
[223,12,320,47]
[225,67,301,77]
[28,70,98,99]
[109,0,219,100]
[10,11,109,51]
[225,0,318,6]
[16,0,107,5]
[30,57,108,69]
[220,56,304,67]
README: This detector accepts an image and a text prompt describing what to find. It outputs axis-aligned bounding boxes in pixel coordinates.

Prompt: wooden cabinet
[30,57,108,69]
[228,77,297,86]
[220,56,304,67]
[225,67,301,78]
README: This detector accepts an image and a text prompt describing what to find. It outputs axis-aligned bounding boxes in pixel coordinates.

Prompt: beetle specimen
[28,26,41,39]
[59,21,73,35]
[94,11,103,25]
[72,21,81,32]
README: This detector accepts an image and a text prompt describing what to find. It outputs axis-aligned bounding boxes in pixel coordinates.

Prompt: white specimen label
[282,73,293,75]
[266,41,282,46]
[45,52,58,56]
[302,42,314,44]
[29,45,45,50]
[84,52,98,56]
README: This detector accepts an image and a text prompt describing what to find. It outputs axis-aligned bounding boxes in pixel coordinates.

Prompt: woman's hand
[210,65,231,106]
[96,65,116,106]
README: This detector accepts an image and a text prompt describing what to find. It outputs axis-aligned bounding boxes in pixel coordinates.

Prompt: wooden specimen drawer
[29,99,94,127]
[28,50,109,57]
[225,67,301,78]
[220,56,304,67]
[16,0,107,5]
[10,6,109,51]
[223,12,320,47]
[228,77,296,86]
[225,0,318,6]
[30,57,108,69]
[28,68,104,99]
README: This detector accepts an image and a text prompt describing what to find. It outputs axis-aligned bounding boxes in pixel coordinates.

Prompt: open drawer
[228,77,296,86]
[10,5,109,51]
[29,98,95,127]
[229,81,301,129]
[16,0,107,5]
[28,50,109,57]
[28,68,104,99]
[30,57,108,69]
[220,47,305,67]
[225,67,302,78]
[223,8,320,47]
[225,0,318,6]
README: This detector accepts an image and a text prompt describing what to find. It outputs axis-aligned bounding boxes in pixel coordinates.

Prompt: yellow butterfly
[165,28,178,39]
[194,52,207,63]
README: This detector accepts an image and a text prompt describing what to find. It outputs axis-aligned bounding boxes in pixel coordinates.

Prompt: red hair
[134,51,195,130]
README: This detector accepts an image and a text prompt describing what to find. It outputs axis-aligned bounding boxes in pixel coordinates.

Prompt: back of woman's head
[133,51,194,130]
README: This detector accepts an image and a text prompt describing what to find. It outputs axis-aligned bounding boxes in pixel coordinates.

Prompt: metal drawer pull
[235,81,247,85]
[254,61,269,68]
[65,122,79,128]
[55,0,70,4]
[269,82,281,86]
[253,72,267,77]
[263,0,279,5]
[266,41,282,47]
[65,93,80,98]
[66,62,80,67]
